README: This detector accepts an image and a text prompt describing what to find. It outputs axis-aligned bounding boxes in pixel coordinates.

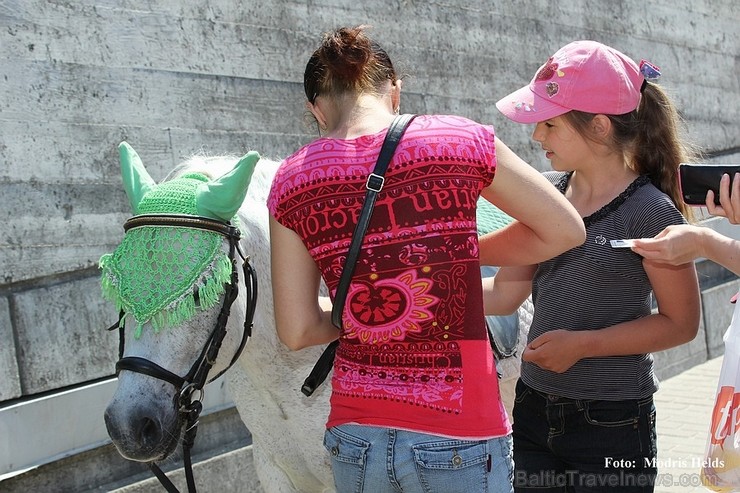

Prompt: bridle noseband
[108,214,258,493]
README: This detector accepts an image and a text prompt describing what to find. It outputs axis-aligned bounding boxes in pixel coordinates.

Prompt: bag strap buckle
[366,173,385,192]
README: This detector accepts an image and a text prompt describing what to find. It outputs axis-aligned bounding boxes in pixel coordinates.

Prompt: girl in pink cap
[482,40,702,492]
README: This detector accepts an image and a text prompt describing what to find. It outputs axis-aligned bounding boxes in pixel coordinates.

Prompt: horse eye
[193,286,201,308]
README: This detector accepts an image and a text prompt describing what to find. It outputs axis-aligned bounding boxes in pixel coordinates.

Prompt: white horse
[101,143,531,493]
[102,143,334,493]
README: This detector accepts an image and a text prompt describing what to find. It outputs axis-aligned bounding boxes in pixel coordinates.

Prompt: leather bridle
[108,214,258,493]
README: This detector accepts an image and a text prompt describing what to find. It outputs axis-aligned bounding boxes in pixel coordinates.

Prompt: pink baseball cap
[496,40,646,124]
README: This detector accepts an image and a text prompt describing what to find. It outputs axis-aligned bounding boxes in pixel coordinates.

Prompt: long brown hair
[564,82,697,220]
[303,25,397,104]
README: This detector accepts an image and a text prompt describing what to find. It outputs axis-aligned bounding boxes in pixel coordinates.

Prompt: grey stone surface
[702,279,740,358]
[2,0,737,283]
[0,297,21,401]
[13,275,118,394]
[2,212,127,285]
[653,279,738,381]
[654,355,724,493]
[653,320,708,382]
[105,446,262,493]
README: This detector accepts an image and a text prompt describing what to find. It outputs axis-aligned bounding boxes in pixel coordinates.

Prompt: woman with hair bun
[267,26,585,492]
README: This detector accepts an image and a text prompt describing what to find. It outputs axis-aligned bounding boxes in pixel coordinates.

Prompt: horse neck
[235,160,277,329]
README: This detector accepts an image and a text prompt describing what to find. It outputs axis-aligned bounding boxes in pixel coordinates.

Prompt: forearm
[482,266,534,314]
[575,312,699,358]
[523,312,699,374]
[701,228,740,276]
[479,223,577,266]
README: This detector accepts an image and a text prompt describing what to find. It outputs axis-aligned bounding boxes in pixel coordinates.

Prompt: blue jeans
[324,424,514,493]
[512,380,657,492]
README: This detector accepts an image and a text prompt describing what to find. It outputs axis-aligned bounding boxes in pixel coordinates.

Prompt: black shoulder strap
[301,114,416,397]
[330,113,416,328]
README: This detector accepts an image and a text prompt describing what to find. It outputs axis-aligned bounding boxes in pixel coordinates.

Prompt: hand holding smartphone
[678,163,740,206]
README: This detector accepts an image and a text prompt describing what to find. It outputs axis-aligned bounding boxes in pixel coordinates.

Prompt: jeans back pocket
[324,427,371,492]
[413,439,490,491]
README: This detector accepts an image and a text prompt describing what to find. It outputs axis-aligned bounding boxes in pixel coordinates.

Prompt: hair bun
[320,26,371,83]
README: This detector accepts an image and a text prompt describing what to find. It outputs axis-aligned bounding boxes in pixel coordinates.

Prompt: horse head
[102,142,260,462]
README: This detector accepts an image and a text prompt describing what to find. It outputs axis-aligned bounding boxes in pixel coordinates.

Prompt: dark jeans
[512,380,657,492]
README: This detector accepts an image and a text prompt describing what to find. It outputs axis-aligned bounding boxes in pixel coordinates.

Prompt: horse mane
[163,153,244,181]
[163,152,280,206]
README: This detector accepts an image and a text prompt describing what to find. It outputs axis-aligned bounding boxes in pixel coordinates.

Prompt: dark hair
[563,82,697,220]
[303,25,397,104]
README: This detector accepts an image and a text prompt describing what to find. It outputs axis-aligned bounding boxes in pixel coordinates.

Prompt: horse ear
[119,142,156,214]
[195,151,260,221]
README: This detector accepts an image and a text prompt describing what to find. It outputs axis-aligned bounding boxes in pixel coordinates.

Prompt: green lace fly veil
[99,142,259,337]
[476,197,514,236]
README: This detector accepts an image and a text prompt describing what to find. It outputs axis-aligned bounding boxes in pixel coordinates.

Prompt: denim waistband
[523,381,653,406]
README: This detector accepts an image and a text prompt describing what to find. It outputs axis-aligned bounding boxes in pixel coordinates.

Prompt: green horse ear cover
[119,141,156,214]
[195,151,260,221]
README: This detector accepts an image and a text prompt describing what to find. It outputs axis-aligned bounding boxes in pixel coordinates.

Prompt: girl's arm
[523,260,700,373]
[479,137,585,266]
[269,216,340,350]
[482,265,536,315]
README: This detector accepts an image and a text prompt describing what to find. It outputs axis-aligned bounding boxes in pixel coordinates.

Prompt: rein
[108,214,258,493]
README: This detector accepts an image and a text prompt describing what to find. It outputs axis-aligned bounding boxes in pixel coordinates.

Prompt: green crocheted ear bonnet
[476,197,514,235]
[100,142,259,337]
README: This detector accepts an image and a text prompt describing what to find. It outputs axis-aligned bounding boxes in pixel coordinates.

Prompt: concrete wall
[1,0,738,488]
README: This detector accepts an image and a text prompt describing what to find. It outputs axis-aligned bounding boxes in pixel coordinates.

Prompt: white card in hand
[610,239,636,248]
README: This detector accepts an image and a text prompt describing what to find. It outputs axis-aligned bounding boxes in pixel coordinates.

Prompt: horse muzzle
[104,390,182,462]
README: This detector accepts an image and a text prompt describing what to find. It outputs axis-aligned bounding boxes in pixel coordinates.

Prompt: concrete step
[0,407,259,493]
[103,445,262,493]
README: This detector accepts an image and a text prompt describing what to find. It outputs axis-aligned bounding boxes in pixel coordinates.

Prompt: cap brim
[495,84,571,124]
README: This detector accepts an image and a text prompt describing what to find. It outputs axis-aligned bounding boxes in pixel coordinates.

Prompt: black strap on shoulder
[301,114,416,397]
[330,113,416,329]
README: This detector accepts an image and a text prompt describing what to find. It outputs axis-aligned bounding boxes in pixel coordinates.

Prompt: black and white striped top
[521,171,687,400]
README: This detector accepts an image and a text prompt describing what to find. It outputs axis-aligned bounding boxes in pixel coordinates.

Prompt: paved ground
[654,355,725,493]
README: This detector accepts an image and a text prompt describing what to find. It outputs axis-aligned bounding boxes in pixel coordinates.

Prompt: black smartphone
[678,163,740,206]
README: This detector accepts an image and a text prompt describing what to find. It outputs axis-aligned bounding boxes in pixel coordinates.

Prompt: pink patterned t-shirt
[267,114,510,439]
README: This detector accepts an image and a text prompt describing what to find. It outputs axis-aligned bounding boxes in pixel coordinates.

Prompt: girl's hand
[522,329,585,373]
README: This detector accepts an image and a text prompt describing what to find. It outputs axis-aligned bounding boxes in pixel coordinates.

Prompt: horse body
[223,159,334,492]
